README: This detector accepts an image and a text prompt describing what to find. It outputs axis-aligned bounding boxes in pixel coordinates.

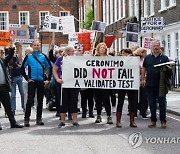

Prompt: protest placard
[91,20,107,32]
[0,31,10,46]
[61,16,75,34]
[42,15,63,32]
[78,32,91,51]
[126,22,139,43]
[144,37,155,49]
[9,24,37,43]
[62,56,140,90]
[141,17,164,33]
[104,35,116,48]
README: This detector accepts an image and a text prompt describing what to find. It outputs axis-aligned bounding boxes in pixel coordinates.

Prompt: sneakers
[95,115,102,123]
[36,119,44,125]
[11,123,24,128]
[148,121,156,128]
[107,116,113,124]
[142,115,148,120]
[58,122,65,128]
[161,122,167,128]
[147,113,151,118]
[24,118,30,127]
[73,122,80,127]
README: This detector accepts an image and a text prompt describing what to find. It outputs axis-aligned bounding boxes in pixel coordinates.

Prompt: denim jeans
[146,86,167,123]
[11,75,25,111]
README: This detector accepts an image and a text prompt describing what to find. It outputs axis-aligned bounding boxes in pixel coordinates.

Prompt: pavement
[166,90,180,116]
[0,89,180,154]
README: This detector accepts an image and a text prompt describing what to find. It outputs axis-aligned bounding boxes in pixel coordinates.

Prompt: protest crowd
[0,37,172,130]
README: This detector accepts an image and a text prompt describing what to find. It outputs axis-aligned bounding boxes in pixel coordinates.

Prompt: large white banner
[62,56,140,89]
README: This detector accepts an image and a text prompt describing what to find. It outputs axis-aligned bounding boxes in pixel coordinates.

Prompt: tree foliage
[82,9,94,30]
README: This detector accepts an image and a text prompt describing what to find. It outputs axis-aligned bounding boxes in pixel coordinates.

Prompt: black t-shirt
[10,56,21,77]
[143,53,169,87]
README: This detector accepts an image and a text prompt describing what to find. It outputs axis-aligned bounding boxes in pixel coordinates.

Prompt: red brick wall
[0,0,79,46]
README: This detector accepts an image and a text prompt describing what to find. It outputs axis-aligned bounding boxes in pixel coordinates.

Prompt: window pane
[40,12,49,26]
[0,12,7,30]
[20,12,28,25]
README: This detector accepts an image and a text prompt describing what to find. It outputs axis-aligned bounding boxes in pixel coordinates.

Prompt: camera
[9,47,16,53]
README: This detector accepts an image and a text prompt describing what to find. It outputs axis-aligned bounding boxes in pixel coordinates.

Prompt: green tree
[82,8,94,30]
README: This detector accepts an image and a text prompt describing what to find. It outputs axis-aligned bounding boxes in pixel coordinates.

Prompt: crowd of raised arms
[0,39,172,130]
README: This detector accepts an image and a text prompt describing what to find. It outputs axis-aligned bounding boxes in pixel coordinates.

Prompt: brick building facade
[0,0,79,53]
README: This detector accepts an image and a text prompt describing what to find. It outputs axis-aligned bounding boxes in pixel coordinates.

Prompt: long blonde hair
[95,42,108,56]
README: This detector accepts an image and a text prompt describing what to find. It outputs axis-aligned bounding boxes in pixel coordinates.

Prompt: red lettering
[92,68,115,79]
[92,68,100,78]
[102,69,107,79]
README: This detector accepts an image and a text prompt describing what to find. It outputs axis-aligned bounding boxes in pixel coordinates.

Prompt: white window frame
[144,0,148,17]
[169,0,176,6]
[39,11,49,27]
[106,0,109,24]
[59,11,70,17]
[159,0,167,12]
[168,0,176,8]
[118,0,122,20]
[129,0,133,17]
[122,0,126,18]
[0,11,9,31]
[103,0,106,23]
[114,0,118,21]
[79,7,81,28]
[110,0,113,24]
[19,11,30,25]
[83,4,86,21]
[150,0,155,16]
[134,0,139,18]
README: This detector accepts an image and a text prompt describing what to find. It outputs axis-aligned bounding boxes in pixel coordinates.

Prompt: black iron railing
[171,59,180,88]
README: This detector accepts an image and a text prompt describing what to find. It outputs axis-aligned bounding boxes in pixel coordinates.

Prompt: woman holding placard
[116,49,137,128]
[53,46,80,128]
[93,42,113,124]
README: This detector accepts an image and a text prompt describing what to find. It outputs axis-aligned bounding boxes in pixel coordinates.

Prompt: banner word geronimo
[62,56,139,89]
